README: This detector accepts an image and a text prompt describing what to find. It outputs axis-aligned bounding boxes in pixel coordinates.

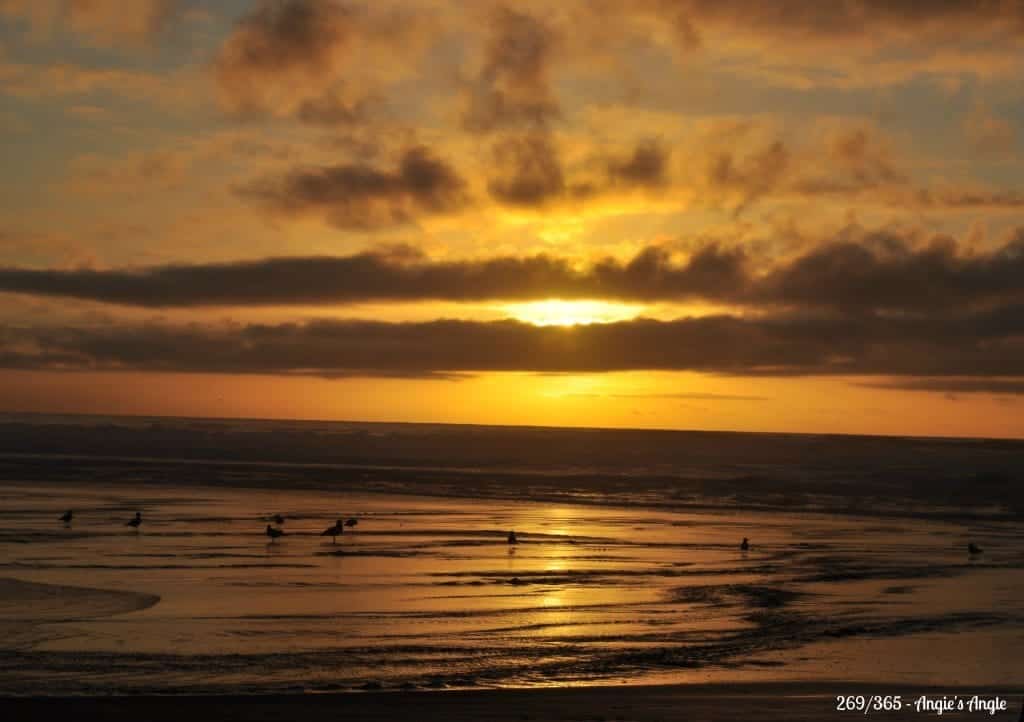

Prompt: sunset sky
[1,0,1023,438]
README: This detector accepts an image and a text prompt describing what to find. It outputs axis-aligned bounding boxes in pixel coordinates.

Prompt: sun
[504,300,643,327]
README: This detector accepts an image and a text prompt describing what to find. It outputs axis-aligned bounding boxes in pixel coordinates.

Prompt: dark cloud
[240,146,469,229]
[461,6,560,133]
[214,0,353,115]
[212,0,431,122]
[487,136,673,208]
[694,125,1017,212]
[3,306,1023,380]
[486,134,565,206]
[4,229,1022,314]
[295,88,366,125]
[0,243,746,306]
[606,140,670,188]
[755,231,1024,313]
[706,140,789,212]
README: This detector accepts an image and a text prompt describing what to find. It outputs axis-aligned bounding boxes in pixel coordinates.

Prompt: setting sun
[505,300,644,327]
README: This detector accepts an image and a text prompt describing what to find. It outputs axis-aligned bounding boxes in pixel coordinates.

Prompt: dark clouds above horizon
[3,306,1023,390]
[2,229,1022,314]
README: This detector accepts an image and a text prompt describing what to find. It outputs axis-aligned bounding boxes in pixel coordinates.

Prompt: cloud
[0,60,193,108]
[3,304,1023,379]
[486,135,674,208]
[214,0,354,117]
[964,104,1017,155]
[213,0,433,121]
[0,0,182,46]
[691,124,1023,213]
[65,0,180,45]
[858,378,1024,396]
[576,391,771,401]
[486,133,565,206]
[697,124,909,211]
[592,0,1024,86]
[460,6,560,133]
[66,150,189,196]
[4,227,1022,315]
[606,140,670,188]
[0,242,745,306]
[754,229,1024,313]
[913,186,1024,209]
[239,146,470,229]
[705,140,789,213]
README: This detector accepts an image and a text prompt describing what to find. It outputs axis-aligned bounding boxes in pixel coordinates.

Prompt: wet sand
[1,418,1022,712]
[2,684,1022,721]
[2,478,1023,696]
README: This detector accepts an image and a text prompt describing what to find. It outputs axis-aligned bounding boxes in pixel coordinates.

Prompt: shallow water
[1,479,1021,695]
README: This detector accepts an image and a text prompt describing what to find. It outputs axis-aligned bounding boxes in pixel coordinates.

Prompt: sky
[1,0,1023,438]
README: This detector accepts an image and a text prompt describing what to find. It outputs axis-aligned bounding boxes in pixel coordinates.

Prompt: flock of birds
[60,509,141,528]
[264,515,358,544]
[54,510,987,556]
[57,508,357,542]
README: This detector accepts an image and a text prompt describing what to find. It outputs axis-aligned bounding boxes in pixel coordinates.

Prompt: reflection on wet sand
[0,481,1021,694]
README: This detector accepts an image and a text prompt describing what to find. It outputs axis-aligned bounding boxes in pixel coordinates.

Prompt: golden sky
[1,0,1023,437]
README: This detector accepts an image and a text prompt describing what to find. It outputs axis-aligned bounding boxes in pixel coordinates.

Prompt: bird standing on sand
[59,510,73,524]
[265,524,284,543]
[345,517,358,529]
[321,519,345,544]
[968,542,983,555]
[740,537,750,551]
[507,530,518,544]
[127,512,142,530]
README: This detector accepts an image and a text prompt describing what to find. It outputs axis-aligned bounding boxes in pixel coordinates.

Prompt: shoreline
[2,683,1022,721]
[2,455,1018,524]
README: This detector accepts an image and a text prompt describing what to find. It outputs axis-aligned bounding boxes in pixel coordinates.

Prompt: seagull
[126,512,142,529]
[271,514,285,525]
[740,537,750,551]
[507,530,518,545]
[321,519,345,544]
[967,542,983,556]
[265,524,284,543]
[59,510,73,524]
[344,517,358,528]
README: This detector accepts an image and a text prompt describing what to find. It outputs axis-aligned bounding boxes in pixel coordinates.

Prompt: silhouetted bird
[271,514,285,525]
[321,519,344,544]
[127,512,142,529]
[59,510,73,524]
[345,517,358,528]
[740,537,750,551]
[968,542,983,555]
[265,524,284,542]
[507,530,518,544]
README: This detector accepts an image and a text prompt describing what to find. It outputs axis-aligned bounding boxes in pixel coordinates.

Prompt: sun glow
[505,300,643,327]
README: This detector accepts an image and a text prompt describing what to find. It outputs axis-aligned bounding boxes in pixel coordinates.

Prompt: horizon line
[1,408,1021,445]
